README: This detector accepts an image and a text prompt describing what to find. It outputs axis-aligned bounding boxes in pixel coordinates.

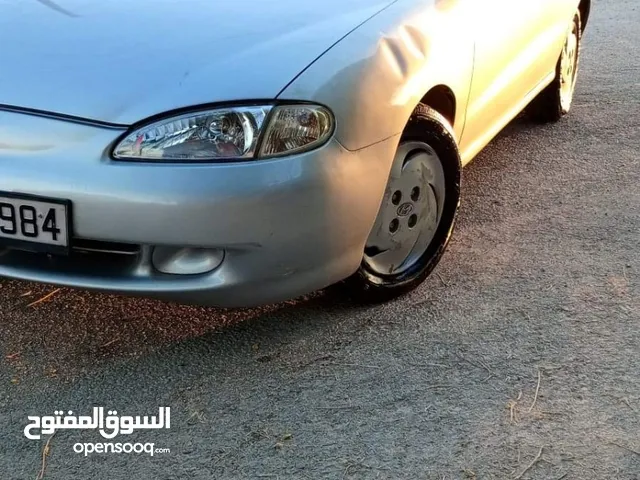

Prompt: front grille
[0,238,144,278]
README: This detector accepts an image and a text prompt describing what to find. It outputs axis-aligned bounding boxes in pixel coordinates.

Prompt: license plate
[0,192,71,254]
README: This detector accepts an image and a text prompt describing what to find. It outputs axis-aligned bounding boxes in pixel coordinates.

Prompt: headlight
[112,104,334,161]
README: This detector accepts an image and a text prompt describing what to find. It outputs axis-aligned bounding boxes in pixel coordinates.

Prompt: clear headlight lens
[113,104,334,161]
[113,106,271,161]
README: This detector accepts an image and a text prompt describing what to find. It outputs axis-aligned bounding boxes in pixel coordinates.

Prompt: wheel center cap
[397,202,414,217]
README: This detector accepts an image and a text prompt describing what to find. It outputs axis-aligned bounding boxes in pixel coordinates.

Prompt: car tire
[527,10,582,123]
[338,104,461,303]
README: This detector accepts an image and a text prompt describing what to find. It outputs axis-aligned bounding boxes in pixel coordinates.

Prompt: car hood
[0,0,394,125]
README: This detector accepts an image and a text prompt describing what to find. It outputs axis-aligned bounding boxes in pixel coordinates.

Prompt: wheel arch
[419,85,457,129]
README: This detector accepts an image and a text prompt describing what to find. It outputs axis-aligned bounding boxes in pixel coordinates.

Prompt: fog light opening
[152,247,224,275]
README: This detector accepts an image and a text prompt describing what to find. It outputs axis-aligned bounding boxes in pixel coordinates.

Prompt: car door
[458,0,560,163]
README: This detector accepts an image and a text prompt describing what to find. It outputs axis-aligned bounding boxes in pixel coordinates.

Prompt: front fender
[279,0,475,151]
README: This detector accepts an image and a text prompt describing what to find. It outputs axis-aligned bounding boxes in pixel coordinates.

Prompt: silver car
[0,0,589,307]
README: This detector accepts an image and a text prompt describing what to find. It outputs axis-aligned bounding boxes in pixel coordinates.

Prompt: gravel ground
[1,2,639,479]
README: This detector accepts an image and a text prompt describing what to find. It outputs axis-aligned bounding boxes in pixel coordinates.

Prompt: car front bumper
[0,110,398,307]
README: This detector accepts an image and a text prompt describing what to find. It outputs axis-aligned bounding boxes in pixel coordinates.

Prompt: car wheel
[340,104,461,303]
[528,10,582,122]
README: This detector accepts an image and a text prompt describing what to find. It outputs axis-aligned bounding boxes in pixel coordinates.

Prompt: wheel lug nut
[408,214,418,228]
[391,191,402,205]
[389,218,399,233]
[411,187,420,201]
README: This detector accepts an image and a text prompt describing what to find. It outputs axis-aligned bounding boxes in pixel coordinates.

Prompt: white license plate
[0,193,70,253]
